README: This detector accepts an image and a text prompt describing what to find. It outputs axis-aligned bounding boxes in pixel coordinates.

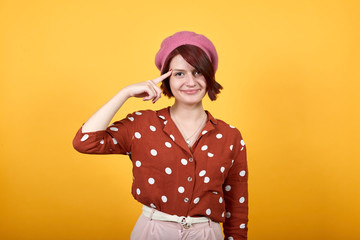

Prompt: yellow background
[1,0,359,239]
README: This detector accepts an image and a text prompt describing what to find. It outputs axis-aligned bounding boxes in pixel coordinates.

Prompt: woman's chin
[174,94,206,105]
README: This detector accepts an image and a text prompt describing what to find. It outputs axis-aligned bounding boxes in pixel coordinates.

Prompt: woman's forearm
[79,70,172,133]
[81,89,131,133]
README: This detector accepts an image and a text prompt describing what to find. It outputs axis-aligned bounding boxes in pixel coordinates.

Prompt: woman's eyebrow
[173,69,195,71]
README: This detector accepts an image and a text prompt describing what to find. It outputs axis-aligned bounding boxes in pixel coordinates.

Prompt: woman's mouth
[181,89,200,95]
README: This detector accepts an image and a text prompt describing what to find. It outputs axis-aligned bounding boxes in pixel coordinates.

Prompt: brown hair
[160,45,223,101]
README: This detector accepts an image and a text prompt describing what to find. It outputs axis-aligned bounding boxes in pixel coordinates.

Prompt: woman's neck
[170,101,206,123]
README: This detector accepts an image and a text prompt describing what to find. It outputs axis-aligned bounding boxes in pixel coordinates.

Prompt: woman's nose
[186,75,196,86]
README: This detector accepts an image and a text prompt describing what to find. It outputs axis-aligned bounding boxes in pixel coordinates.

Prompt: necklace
[170,108,207,147]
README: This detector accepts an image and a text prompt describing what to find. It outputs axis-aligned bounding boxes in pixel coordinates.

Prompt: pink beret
[155,31,218,73]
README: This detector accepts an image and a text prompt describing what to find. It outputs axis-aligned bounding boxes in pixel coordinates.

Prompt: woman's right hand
[123,70,172,104]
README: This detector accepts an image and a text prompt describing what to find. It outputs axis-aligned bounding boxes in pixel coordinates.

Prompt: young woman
[73,31,248,240]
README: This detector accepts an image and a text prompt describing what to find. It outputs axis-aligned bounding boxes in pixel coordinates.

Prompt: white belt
[142,205,210,229]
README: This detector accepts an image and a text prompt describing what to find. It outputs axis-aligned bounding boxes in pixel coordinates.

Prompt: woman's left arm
[222,131,248,240]
[72,112,136,155]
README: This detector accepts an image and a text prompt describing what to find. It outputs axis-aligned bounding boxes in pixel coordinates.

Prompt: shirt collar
[156,106,217,154]
[156,106,218,125]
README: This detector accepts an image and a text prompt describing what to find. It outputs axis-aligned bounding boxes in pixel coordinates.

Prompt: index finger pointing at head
[152,69,173,85]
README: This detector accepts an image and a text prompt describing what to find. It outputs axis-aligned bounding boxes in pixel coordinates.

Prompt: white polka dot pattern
[81,134,89,142]
[165,167,172,174]
[150,149,157,156]
[204,177,210,183]
[181,159,188,165]
[74,108,248,232]
[148,178,155,184]
[228,237,234,240]
[135,132,141,139]
[206,209,211,215]
[240,223,246,229]
[170,135,175,141]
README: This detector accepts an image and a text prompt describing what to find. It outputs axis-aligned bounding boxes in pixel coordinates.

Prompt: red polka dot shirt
[73,107,248,240]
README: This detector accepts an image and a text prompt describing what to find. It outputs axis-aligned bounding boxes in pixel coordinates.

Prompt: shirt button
[189,157,193,162]
[184,198,189,203]
[187,177,192,182]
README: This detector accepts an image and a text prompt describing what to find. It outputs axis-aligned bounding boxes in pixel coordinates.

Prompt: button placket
[182,154,195,207]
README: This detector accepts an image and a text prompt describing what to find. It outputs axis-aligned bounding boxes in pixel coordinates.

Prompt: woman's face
[168,54,207,105]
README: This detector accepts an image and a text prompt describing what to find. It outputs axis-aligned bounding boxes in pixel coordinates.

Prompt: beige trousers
[130,208,223,240]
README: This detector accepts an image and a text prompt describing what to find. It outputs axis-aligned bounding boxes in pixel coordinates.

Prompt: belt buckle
[180,216,191,229]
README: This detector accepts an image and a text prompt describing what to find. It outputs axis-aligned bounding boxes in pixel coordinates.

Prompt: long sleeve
[72,112,136,155]
[222,130,248,240]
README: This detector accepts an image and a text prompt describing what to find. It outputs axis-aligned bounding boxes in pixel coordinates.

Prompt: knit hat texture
[155,31,218,73]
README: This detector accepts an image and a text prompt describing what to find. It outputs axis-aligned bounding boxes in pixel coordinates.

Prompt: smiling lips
[181,89,201,95]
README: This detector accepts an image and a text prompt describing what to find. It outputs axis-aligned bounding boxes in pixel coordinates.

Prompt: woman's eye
[175,72,184,76]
